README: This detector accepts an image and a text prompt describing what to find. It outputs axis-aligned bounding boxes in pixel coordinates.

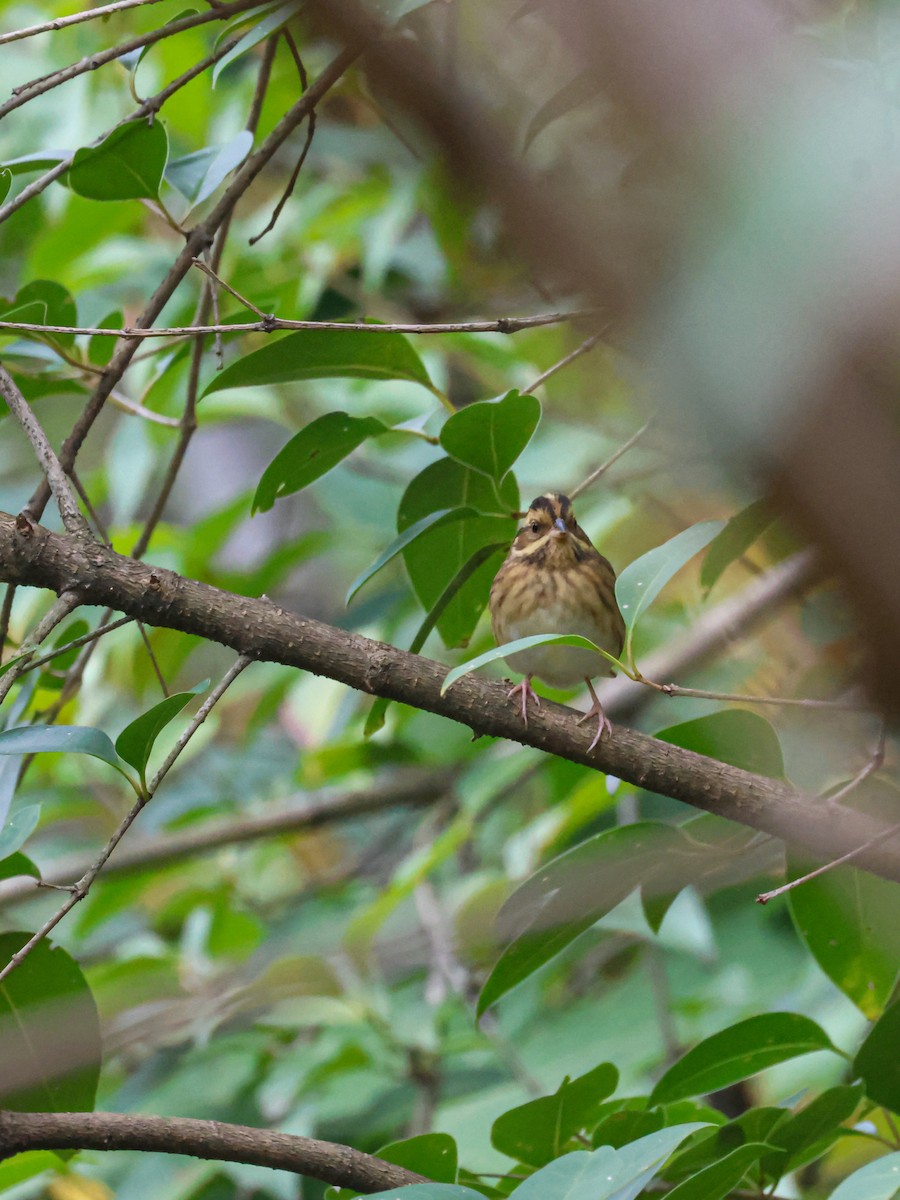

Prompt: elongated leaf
[70,119,168,201]
[0,853,39,883]
[0,725,120,770]
[827,1152,900,1199]
[491,1062,618,1166]
[347,508,478,604]
[764,1084,862,1175]
[0,170,10,205]
[439,390,541,480]
[477,822,684,1015]
[359,1188,480,1200]
[442,633,628,696]
[656,710,784,780]
[203,328,435,397]
[700,499,776,592]
[399,458,517,647]
[789,848,900,1019]
[376,1133,458,1183]
[0,804,41,860]
[253,413,389,513]
[616,520,724,662]
[0,932,101,1114]
[650,1014,838,1105]
[165,131,253,207]
[854,1001,900,1114]
[114,680,209,780]
[512,1125,707,1200]
[364,542,507,735]
[2,151,69,175]
[664,1142,774,1200]
[0,280,77,347]
[213,1,298,85]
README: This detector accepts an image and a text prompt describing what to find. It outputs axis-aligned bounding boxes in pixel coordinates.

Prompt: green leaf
[491,1062,618,1166]
[0,932,101,1114]
[203,328,435,398]
[69,119,168,201]
[854,1000,900,1114]
[616,520,724,663]
[0,852,40,883]
[477,822,683,1016]
[88,311,124,367]
[358,1189,480,1200]
[827,1152,900,1199]
[376,1133,458,1183]
[789,852,900,1019]
[165,131,253,208]
[700,499,776,592]
[655,710,785,779]
[512,1124,708,1200]
[2,151,69,176]
[439,390,541,480]
[663,1142,774,1200]
[364,541,508,735]
[0,169,10,205]
[650,1014,838,1105]
[213,1,299,85]
[592,1109,664,1150]
[0,724,121,770]
[253,413,390,513]
[763,1084,863,1175]
[399,458,517,647]
[347,508,479,605]
[0,280,78,347]
[0,804,41,860]
[442,633,628,696]
[114,681,209,781]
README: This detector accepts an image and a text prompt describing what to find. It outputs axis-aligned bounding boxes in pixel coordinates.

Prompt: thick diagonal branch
[1,510,897,884]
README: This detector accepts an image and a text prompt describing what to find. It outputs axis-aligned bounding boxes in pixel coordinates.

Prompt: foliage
[0,3,897,1200]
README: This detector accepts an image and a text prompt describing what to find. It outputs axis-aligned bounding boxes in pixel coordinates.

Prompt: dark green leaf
[491,1062,618,1166]
[0,280,78,347]
[664,1142,774,1200]
[0,932,101,1113]
[88,311,124,367]
[655,710,785,780]
[700,499,776,592]
[616,521,724,663]
[477,822,683,1015]
[70,119,168,201]
[439,390,541,480]
[0,852,40,883]
[854,1001,900,1114]
[360,1188,480,1200]
[0,804,41,860]
[828,1152,900,1199]
[763,1084,862,1175]
[45,619,90,675]
[789,852,900,1019]
[213,2,299,85]
[203,328,435,397]
[114,681,209,780]
[0,170,10,205]
[592,1109,664,1150]
[650,1014,838,1105]
[347,508,479,604]
[253,413,390,513]
[399,457,517,647]
[666,1109,787,1182]
[377,1133,458,1183]
[0,724,121,770]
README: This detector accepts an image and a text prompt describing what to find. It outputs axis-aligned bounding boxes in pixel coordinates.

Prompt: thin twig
[523,331,602,394]
[825,724,887,805]
[0,310,590,340]
[190,259,270,319]
[0,0,170,46]
[0,368,89,537]
[756,820,900,904]
[1,617,134,680]
[0,592,82,705]
[635,675,872,712]
[569,418,654,499]
[0,586,16,665]
[0,655,252,985]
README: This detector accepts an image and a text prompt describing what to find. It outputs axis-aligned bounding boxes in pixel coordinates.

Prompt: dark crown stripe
[528,495,558,515]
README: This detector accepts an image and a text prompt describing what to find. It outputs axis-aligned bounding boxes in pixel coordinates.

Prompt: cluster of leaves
[0,3,898,1200]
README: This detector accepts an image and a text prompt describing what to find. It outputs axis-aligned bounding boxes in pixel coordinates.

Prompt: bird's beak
[552,517,567,537]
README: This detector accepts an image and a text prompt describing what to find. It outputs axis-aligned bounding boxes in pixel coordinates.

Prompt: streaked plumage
[489,492,625,749]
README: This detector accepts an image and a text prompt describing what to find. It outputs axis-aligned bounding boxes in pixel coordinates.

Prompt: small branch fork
[0,655,252,987]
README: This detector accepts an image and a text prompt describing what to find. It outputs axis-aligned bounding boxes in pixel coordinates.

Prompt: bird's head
[511,493,593,565]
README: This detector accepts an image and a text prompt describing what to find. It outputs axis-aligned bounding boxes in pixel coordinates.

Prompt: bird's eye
[529,521,540,534]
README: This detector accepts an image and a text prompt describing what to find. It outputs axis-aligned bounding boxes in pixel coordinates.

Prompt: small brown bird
[489,492,625,750]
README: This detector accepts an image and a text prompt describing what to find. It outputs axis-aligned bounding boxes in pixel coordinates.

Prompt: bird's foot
[507,676,540,726]
[577,678,612,752]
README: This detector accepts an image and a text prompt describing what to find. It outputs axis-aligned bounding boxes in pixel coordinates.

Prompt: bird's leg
[507,675,540,726]
[577,678,613,751]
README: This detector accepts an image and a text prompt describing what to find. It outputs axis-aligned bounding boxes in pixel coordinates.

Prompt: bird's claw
[578,679,612,752]
[507,677,540,726]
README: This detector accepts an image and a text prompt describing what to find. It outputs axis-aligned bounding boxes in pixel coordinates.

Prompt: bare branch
[570,419,654,500]
[523,332,602,394]
[1,511,898,886]
[757,820,900,905]
[0,1110,425,1193]
[0,0,171,47]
